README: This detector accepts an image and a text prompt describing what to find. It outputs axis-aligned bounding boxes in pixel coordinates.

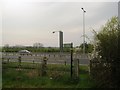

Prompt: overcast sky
[1,0,118,47]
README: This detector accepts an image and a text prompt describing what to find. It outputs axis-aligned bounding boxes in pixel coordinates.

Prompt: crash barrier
[2,52,85,64]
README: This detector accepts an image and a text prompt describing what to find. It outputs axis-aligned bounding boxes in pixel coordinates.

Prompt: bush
[91,16,120,88]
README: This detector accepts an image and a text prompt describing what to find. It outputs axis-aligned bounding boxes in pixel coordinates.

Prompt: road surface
[2,52,90,65]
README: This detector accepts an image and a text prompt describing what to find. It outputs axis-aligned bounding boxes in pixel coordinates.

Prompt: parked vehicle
[18,50,32,55]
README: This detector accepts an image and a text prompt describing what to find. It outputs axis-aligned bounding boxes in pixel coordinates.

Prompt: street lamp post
[81,8,86,55]
[53,31,63,53]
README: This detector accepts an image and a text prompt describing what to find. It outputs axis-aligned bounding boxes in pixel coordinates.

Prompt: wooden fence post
[64,61,66,66]
[18,56,21,67]
[89,60,92,75]
[7,58,10,63]
[41,57,48,76]
[73,58,79,79]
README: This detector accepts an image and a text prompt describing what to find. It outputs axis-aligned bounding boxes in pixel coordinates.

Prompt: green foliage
[2,62,96,88]
[91,16,120,88]
[95,16,119,62]
[2,46,60,53]
[79,43,94,53]
[90,60,113,88]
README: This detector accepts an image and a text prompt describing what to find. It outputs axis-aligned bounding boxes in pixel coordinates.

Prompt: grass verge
[2,62,96,88]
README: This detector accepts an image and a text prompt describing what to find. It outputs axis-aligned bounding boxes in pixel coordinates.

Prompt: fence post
[89,60,92,75]
[18,56,21,67]
[33,60,34,64]
[7,58,10,63]
[73,58,79,79]
[64,61,66,66]
[41,56,48,76]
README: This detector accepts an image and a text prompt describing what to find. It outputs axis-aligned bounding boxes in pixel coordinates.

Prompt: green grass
[2,62,96,88]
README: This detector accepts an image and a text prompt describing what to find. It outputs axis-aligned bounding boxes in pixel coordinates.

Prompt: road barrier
[2,52,90,65]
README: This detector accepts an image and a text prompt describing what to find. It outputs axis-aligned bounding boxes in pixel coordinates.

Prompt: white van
[19,50,32,55]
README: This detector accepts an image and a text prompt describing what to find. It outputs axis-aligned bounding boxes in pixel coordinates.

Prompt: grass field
[2,62,96,88]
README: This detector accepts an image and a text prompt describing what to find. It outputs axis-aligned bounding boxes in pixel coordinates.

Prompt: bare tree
[4,44,9,48]
[33,43,43,48]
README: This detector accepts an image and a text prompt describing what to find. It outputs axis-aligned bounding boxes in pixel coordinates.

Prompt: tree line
[1,43,94,53]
